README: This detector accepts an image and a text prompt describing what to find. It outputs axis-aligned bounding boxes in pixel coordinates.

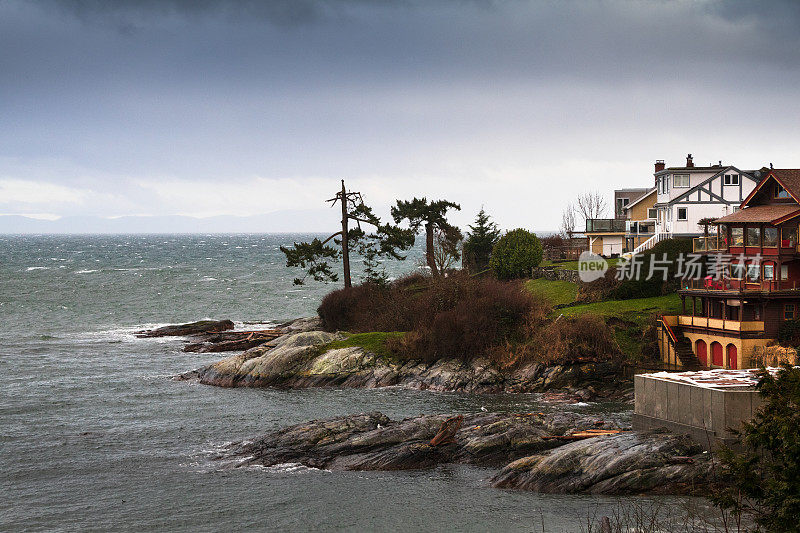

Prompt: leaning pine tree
[280,180,415,287]
[391,197,461,276]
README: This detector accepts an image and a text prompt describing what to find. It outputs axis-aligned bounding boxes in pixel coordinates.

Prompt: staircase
[673,330,704,370]
[632,232,669,255]
[660,319,704,370]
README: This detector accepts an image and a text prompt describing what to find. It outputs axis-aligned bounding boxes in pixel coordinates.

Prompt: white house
[635,154,761,253]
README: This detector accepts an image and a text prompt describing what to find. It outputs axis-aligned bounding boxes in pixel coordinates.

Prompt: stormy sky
[2,0,800,232]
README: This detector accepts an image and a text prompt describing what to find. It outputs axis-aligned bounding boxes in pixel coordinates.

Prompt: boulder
[490,429,712,495]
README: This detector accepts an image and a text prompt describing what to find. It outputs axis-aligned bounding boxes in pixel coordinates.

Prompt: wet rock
[490,429,712,495]
[136,319,235,338]
[221,411,574,471]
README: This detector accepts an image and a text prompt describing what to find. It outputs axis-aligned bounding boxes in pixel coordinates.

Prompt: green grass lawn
[524,278,578,307]
[557,293,682,321]
[321,331,405,360]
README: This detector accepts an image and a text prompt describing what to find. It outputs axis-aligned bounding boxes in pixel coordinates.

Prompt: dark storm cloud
[2,0,800,228]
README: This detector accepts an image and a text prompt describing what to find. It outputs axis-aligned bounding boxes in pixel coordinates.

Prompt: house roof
[741,168,800,206]
[714,204,800,224]
[772,169,800,200]
[623,188,656,210]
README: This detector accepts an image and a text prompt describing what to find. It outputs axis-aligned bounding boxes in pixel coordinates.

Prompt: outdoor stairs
[673,328,704,370]
[632,232,669,255]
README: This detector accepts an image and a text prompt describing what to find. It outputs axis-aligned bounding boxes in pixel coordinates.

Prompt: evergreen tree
[463,208,500,272]
[391,197,461,276]
[712,365,800,531]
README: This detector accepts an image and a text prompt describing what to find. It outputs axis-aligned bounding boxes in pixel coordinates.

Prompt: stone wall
[531,267,580,283]
[750,344,798,367]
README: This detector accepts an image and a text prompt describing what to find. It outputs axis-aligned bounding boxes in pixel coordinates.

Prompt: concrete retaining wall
[633,374,762,450]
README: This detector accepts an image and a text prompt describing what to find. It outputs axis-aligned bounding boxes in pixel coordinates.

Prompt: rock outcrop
[136,319,235,338]
[221,410,626,471]
[491,428,711,495]
[186,323,629,397]
[217,411,707,495]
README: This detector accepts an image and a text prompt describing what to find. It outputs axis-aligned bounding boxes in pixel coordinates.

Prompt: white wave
[243,462,330,474]
[26,266,49,271]
[75,269,99,274]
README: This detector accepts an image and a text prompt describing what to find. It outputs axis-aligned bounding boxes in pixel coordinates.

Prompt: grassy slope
[524,278,578,307]
[526,277,681,364]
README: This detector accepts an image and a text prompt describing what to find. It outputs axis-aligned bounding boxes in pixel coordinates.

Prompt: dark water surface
[1,235,692,532]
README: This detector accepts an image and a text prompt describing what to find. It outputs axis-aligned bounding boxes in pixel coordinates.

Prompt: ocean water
[1,234,700,532]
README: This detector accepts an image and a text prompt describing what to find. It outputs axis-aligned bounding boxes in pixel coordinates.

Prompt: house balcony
[681,277,800,293]
[585,218,626,233]
[677,315,764,333]
[627,221,655,236]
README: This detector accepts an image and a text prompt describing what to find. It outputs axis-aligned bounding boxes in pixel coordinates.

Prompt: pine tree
[462,208,500,272]
[391,198,461,276]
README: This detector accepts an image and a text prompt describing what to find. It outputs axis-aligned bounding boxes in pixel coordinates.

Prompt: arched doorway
[695,339,707,366]
[726,344,738,370]
[711,342,723,367]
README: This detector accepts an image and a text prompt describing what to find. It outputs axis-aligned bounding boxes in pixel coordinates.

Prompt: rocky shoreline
[174,318,632,399]
[217,411,711,496]
[150,318,709,496]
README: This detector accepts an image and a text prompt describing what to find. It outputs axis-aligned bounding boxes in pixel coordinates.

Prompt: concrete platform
[632,369,770,450]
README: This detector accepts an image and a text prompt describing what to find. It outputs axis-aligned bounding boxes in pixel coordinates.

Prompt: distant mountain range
[0,211,336,234]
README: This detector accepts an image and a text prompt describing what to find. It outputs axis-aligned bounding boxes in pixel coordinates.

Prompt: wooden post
[340,179,352,288]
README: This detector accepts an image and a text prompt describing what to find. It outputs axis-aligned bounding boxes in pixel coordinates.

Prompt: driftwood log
[429,415,463,446]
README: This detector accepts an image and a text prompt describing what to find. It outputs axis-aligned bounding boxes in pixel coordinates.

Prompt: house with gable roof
[658,168,800,371]
[634,154,761,253]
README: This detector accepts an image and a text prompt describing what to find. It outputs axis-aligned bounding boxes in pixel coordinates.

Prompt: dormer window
[775,184,790,199]
[673,174,690,188]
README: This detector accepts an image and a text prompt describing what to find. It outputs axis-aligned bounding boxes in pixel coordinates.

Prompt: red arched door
[695,339,707,366]
[711,342,723,367]
[726,344,738,369]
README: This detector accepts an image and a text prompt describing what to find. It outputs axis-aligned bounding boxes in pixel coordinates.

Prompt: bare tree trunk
[425,222,439,276]
[340,179,352,288]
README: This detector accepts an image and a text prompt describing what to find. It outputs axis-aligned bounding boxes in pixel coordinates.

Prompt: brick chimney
[686,153,694,168]
[654,159,665,173]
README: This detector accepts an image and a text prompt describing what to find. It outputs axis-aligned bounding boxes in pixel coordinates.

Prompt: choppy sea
[1,234,701,532]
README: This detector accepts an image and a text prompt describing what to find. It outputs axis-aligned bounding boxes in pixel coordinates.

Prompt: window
[764,263,775,280]
[785,304,795,320]
[647,208,657,219]
[615,197,630,216]
[731,227,744,246]
[764,227,778,247]
[732,206,741,213]
[782,226,797,247]
[746,227,761,247]
[730,263,745,279]
[775,184,791,199]
[723,174,740,185]
[782,264,789,280]
[677,207,687,220]
[747,263,760,282]
[673,174,690,188]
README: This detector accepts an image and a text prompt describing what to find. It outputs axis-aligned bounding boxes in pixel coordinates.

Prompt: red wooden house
[659,168,800,370]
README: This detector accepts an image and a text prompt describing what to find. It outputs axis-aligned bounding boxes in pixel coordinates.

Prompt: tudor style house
[636,155,760,254]
[658,168,800,370]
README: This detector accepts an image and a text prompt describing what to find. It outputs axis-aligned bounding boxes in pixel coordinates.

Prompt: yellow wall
[628,190,656,222]
[659,315,772,369]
